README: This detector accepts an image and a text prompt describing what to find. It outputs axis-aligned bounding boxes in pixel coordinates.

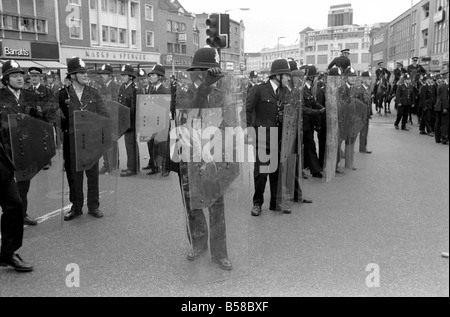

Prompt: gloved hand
[204,67,225,86]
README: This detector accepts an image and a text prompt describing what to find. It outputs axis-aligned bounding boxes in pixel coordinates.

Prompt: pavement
[0,114,448,297]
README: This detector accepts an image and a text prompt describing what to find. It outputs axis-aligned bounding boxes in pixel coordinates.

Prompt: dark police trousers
[395,105,411,128]
[17,180,31,217]
[435,111,449,143]
[63,134,100,212]
[124,129,139,173]
[179,164,228,261]
[0,173,24,257]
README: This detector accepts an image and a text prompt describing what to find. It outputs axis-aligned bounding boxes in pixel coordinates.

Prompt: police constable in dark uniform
[247,58,294,216]
[419,74,435,136]
[407,57,427,82]
[303,65,326,178]
[391,62,407,104]
[353,70,373,154]
[59,57,109,221]
[434,73,449,145]
[174,47,233,271]
[98,64,120,174]
[328,49,351,72]
[395,73,414,131]
[0,60,44,227]
[118,64,139,177]
[0,135,33,272]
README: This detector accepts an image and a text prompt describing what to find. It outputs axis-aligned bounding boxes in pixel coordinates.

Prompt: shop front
[60,47,160,78]
[160,54,193,77]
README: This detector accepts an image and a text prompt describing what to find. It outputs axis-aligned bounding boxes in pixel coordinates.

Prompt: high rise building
[328,3,353,28]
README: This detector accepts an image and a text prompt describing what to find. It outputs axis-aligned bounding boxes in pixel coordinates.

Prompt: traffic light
[206,13,230,48]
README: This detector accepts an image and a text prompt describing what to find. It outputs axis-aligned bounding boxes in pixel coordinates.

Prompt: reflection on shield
[106,101,130,142]
[324,76,340,182]
[8,114,56,182]
[136,95,171,142]
[74,111,112,172]
[277,103,299,209]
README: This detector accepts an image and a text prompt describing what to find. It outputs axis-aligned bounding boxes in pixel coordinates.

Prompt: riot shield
[5,113,64,236]
[172,72,249,284]
[277,102,299,210]
[73,110,112,172]
[136,94,171,175]
[106,100,131,142]
[324,76,341,182]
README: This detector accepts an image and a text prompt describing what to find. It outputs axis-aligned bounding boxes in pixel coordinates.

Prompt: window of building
[167,43,173,53]
[2,15,19,30]
[306,55,315,64]
[131,30,137,46]
[110,27,118,43]
[194,33,199,46]
[174,44,180,54]
[102,25,109,42]
[317,55,328,64]
[361,53,370,63]
[101,0,108,11]
[346,43,359,50]
[173,22,180,32]
[131,2,138,17]
[109,0,117,13]
[422,29,428,47]
[119,0,126,15]
[146,31,154,47]
[145,5,154,21]
[182,45,187,55]
[166,20,172,32]
[179,23,186,32]
[318,44,328,51]
[91,24,98,42]
[422,3,430,18]
[20,17,35,32]
[36,19,47,33]
[69,19,82,39]
[90,0,97,10]
[119,28,127,44]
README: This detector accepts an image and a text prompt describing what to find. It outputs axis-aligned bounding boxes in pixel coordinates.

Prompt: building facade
[0,0,64,72]
[370,0,449,72]
[244,52,262,74]
[260,44,302,74]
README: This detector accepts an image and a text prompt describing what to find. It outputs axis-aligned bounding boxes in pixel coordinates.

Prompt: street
[0,114,448,297]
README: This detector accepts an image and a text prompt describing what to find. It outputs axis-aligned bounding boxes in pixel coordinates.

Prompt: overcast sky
[180,0,421,52]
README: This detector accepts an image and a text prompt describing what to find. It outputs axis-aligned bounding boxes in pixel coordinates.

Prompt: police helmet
[269,58,291,77]
[187,47,220,71]
[249,71,258,78]
[304,64,317,77]
[149,64,166,78]
[121,64,136,78]
[67,57,87,75]
[29,67,43,75]
[328,66,342,76]
[361,70,372,77]
[288,59,299,72]
[343,66,357,77]
[99,64,114,75]
[1,60,25,86]
[137,69,147,78]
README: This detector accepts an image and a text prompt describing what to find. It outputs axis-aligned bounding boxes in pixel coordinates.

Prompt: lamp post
[277,36,285,57]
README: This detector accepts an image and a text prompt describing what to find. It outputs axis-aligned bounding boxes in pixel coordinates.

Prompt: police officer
[98,64,120,175]
[118,64,139,177]
[0,60,43,227]
[395,73,414,131]
[354,70,373,154]
[145,64,170,176]
[247,58,293,216]
[328,49,351,72]
[392,62,407,105]
[59,57,109,221]
[46,71,61,100]
[434,73,449,145]
[247,71,259,95]
[0,134,33,272]
[315,72,327,168]
[407,57,427,83]
[137,69,151,95]
[375,61,391,81]
[28,67,56,123]
[419,74,435,136]
[303,65,326,179]
[174,47,233,271]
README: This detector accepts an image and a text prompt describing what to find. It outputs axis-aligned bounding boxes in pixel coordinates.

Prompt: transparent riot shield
[336,82,369,172]
[7,113,63,236]
[324,75,341,182]
[355,76,373,170]
[136,94,171,176]
[277,101,300,210]
[171,72,249,284]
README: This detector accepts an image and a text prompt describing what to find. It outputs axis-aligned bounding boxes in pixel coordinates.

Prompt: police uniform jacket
[0,87,41,156]
[395,83,414,106]
[118,82,137,130]
[393,68,407,84]
[0,135,15,183]
[246,81,285,128]
[303,83,325,132]
[435,82,449,112]
[28,84,57,122]
[58,85,109,139]
[47,83,61,99]
[376,68,391,81]
[328,56,351,71]
[150,83,170,95]
[100,80,120,102]
[407,64,426,79]
[419,84,433,110]
[353,85,372,106]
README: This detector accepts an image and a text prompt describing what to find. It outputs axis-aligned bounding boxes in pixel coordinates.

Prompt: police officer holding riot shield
[173,47,233,271]
[98,64,120,174]
[0,60,43,226]
[118,65,139,177]
[59,57,109,221]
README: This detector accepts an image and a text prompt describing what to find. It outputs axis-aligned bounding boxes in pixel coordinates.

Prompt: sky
[180,0,422,52]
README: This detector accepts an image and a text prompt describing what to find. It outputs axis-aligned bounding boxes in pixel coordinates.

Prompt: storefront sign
[161,54,191,67]
[1,40,31,59]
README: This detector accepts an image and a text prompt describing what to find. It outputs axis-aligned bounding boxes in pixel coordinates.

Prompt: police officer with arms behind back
[59,57,109,221]
[328,49,351,73]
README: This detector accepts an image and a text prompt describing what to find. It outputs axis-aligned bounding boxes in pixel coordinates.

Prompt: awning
[36,61,67,69]
[14,60,45,69]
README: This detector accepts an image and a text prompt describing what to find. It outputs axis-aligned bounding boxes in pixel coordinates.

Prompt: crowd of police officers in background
[0,45,448,273]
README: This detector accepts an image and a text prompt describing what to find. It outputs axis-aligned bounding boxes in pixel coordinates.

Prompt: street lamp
[277,36,285,57]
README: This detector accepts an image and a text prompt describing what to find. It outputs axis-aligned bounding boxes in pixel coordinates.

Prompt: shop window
[146,31,154,47]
